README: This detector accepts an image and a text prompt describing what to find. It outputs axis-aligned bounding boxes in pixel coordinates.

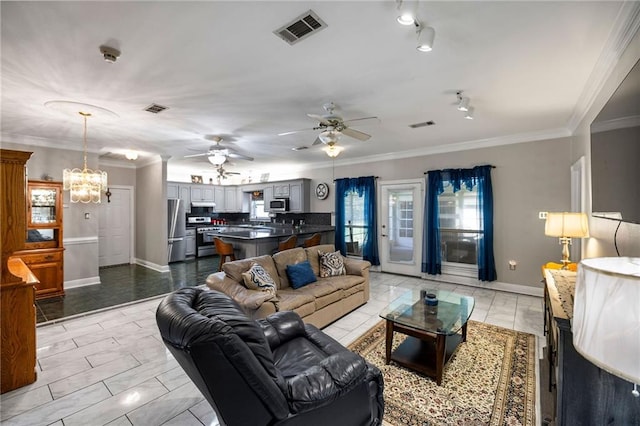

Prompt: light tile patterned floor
[0,272,544,425]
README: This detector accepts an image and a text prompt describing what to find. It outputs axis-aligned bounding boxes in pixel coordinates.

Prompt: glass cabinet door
[25,181,62,249]
[30,187,58,224]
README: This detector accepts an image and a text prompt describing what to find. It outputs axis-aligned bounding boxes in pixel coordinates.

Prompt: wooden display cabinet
[15,180,65,299]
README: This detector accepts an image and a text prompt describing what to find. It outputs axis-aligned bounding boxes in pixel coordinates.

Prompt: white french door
[379,180,423,276]
[99,186,134,267]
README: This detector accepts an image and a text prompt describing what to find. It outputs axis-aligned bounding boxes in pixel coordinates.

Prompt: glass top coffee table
[379,289,475,385]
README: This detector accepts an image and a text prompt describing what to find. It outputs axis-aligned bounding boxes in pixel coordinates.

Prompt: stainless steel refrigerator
[168,199,186,262]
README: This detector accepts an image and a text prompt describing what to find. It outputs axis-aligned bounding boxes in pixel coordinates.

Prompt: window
[423,166,495,281]
[438,183,480,266]
[344,191,365,256]
[250,191,269,221]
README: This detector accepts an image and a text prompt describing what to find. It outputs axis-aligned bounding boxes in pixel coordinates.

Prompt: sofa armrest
[343,258,371,277]
[258,311,306,349]
[285,351,368,413]
[205,272,275,311]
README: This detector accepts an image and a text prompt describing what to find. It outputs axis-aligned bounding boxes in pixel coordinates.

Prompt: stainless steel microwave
[269,198,289,212]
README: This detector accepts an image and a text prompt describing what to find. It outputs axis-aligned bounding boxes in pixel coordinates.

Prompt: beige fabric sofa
[205,244,371,329]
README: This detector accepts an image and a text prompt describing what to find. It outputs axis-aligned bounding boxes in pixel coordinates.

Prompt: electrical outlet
[539,211,548,220]
[84,212,91,220]
[508,260,517,270]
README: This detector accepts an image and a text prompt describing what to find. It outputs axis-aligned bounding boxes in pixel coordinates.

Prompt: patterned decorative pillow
[318,250,346,278]
[242,263,277,296]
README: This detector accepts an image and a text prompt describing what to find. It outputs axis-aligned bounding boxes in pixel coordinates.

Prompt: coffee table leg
[385,320,393,364]
[436,334,445,385]
[462,322,468,342]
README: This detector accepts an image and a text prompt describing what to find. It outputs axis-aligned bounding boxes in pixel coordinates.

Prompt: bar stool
[302,233,322,248]
[277,235,298,252]
[214,238,236,271]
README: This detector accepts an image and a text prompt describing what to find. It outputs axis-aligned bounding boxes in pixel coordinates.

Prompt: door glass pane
[31,188,57,223]
[387,189,414,262]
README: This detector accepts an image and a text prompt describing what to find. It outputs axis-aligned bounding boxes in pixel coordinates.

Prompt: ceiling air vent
[144,104,168,114]
[409,120,435,129]
[273,10,327,45]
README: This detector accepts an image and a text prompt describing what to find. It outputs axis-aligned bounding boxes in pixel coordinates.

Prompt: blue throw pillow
[286,260,317,289]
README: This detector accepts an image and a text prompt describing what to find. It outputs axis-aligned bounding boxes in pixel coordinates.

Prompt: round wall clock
[315,182,329,200]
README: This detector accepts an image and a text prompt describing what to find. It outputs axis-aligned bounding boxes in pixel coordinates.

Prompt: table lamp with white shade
[573,257,640,397]
[545,212,589,268]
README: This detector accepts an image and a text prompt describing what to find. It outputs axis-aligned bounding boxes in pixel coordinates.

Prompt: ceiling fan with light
[278,102,379,146]
[215,164,240,184]
[185,136,254,166]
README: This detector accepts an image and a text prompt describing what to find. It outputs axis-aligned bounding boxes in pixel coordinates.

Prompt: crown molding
[567,2,640,133]
[591,115,640,134]
[304,127,572,171]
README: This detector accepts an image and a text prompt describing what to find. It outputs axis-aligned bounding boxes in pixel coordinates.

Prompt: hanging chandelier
[63,112,108,203]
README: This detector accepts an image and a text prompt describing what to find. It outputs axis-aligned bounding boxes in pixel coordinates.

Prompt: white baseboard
[421,273,543,297]
[65,276,101,288]
[135,258,170,273]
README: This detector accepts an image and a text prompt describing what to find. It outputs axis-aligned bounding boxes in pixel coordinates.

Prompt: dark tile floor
[35,256,220,323]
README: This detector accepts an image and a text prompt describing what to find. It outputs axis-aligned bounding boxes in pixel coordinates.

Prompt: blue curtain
[334,179,349,255]
[421,165,496,281]
[422,170,442,275]
[334,176,380,265]
[475,166,497,281]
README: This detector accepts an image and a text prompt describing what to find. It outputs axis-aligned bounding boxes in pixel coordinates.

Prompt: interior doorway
[99,186,134,267]
[379,180,423,276]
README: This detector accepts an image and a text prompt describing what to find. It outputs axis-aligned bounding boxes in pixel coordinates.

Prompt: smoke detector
[99,45,120,63]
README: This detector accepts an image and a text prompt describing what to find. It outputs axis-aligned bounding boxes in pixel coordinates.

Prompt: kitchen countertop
[203,225,334,240]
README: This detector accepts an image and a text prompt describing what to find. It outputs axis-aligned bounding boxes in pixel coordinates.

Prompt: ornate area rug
[348,320,536,426]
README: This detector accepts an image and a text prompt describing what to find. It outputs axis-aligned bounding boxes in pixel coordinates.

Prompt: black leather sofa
[156,287,384,426]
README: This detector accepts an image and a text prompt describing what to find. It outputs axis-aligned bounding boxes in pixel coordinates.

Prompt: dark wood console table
[544,269,640,425]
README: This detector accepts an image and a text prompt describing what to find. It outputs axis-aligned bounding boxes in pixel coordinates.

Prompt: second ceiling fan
[185,136,254,166]
[278,102,379,145]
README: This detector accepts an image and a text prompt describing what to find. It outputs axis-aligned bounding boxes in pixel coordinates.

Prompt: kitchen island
[207,225,335,258]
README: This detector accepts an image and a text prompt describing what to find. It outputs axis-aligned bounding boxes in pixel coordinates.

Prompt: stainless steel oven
[196,226,219,257]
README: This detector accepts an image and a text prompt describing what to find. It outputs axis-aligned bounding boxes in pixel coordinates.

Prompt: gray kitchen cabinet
[185,229,196,256]
[213,186,225,211]
[167,182,193,212]
[224,187,237,212]
[288,180,310,212]
[191,185,214,202]
[167,183,179,199]
[273,183,290,198]
[263,186,274,212]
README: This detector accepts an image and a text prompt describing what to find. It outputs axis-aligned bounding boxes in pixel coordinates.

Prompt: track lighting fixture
[396,1,435,53]
[416,24,435,52]
[456,91,470,111]
[396,0,416,25]
[464,107,474,120]
[455,91,475,119]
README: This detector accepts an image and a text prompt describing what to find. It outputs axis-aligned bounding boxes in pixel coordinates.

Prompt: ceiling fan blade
[226,171,241,175]
[307,113,333,126]
[278,128,313,136]
[342,116,380,126]
[227,152,254,161]
[184,152,209,158]
[341,127,371,141]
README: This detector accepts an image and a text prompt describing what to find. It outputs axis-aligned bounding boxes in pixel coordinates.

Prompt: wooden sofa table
[380,289,474,385]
